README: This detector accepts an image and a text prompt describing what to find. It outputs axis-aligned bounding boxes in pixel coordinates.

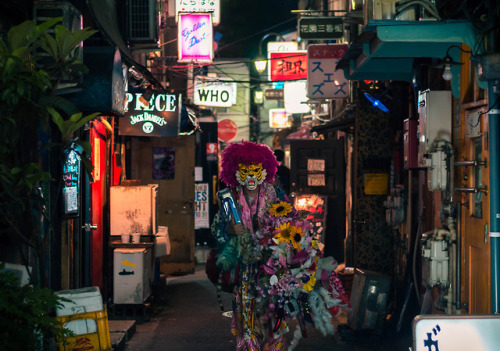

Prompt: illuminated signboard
[178,13,213,63]
[307,44,349,99]
[193,76,236,107]
[269,108,292,129]
[294,194,327,243]
[269,51,307,81]
[175,0,220,25]
[284,80,310,114]
[298,17,344,40]
[119,91,181,137]
[63,147,81,216]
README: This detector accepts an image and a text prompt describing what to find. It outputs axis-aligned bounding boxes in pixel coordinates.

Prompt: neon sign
[178,13,213,63]
[119,91,181,137]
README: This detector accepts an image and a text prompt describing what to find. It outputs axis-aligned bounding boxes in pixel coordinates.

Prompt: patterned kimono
[230,182,283,351]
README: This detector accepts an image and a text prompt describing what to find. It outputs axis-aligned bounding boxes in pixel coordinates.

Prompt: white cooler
[113,248,152,304]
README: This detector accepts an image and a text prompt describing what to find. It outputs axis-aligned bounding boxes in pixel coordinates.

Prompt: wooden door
[132,135,196,275]
[458,104,490,313]
[289,139,345,261]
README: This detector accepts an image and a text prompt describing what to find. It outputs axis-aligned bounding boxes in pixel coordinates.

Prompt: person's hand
[230,220,245,236]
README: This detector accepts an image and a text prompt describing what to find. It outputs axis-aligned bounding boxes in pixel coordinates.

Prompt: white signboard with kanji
[307,44,349,99]
[176,0,220,25]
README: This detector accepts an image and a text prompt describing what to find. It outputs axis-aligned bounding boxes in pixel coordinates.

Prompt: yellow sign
[364,173,389,195]
[121,259,136,267]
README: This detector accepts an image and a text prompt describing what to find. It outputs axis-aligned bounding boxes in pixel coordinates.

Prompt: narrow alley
[121,265,413,351]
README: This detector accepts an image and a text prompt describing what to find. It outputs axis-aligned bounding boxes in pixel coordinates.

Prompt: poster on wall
[294,194,327,244]
[206,142,218,161]
[195,183,210,229]
[62,147,81,216]
[152,147,175,180]
[120,90,181,137]
[178,13,213,63]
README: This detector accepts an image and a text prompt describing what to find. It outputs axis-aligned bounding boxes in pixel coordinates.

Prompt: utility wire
[217,17,297,52]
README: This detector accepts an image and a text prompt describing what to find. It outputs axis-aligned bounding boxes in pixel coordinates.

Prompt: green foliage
[0,18,99,286]
[0,264,74,351]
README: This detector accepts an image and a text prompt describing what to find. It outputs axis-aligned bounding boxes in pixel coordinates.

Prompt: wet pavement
[122,265,413,351]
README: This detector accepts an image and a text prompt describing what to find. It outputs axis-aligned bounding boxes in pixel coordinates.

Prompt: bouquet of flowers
[251,200,351,342]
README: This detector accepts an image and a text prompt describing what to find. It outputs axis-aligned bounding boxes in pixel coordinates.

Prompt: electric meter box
[417,90,451,168]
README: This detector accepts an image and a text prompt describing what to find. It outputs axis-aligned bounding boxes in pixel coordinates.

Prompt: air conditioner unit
[127,0,160,45]
[33,1,84,90]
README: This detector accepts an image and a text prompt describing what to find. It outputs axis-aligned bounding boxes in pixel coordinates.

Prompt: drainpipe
[488,28,500,313]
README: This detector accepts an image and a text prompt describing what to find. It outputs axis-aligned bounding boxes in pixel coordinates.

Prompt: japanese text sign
[176,0,220,25]
[298,17,344,40]
[270,51,307,81]
[307,44,349,99]
[178,13,213,63]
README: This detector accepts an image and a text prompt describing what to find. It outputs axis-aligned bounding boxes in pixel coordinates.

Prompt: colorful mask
[236,163,267,190]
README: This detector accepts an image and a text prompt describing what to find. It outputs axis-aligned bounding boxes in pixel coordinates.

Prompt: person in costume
[211,141,350,351]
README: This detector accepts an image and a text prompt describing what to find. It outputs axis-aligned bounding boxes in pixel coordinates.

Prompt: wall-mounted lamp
[254,89,264,104]
[255,32,285,74]
[439,45,470,81]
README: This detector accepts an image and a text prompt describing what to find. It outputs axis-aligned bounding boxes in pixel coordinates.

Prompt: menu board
[62,148,81,216]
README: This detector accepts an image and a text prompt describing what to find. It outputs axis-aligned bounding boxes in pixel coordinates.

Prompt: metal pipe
[454,159,488,167]
[455,187,478,193]
[456,201,461,312]
[489,82,500,313]
[488,11,500,312]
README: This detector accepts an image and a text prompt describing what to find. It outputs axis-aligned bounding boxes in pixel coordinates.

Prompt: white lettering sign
[193,76,236,107]
[125,93,177,112]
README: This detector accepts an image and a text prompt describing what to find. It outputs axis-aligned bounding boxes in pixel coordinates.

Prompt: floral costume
[212,141,350,351]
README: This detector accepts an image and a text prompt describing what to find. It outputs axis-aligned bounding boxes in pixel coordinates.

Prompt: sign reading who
[119,91,181,137]
[193,76,236,107]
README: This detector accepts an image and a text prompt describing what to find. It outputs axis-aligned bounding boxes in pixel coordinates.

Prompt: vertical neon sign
[178,13,213,63]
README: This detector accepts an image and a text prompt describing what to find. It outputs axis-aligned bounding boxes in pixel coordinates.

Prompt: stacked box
[55,287,111,351]
[56,310,111,351]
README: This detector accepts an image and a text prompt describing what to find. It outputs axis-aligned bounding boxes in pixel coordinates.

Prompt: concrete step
[108,319,136,350]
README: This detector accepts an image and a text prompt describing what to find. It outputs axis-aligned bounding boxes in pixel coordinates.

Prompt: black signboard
[298,17,344,40]
[62,147,81,216]
[264,88,284,100]
[119,91,181,137]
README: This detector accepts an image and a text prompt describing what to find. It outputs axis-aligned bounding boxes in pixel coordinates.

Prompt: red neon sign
[269,51,307,81]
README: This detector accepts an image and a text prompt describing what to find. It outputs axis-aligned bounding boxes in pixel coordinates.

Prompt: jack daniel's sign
[119,91,181,137]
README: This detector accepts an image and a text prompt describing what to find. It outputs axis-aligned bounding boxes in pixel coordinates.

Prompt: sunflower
[302,271,317,292]
[268,201,293,217]
[274,222,292,244]
[290,226,304,250]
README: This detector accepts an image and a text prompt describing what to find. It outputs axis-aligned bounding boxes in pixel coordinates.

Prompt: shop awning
[337,19,487,97]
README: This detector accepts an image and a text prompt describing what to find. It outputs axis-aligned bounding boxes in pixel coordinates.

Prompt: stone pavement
[118,265,414,351]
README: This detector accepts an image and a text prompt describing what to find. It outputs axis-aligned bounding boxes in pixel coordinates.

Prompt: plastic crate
[56,310,111,351]
[55,286,104,317]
